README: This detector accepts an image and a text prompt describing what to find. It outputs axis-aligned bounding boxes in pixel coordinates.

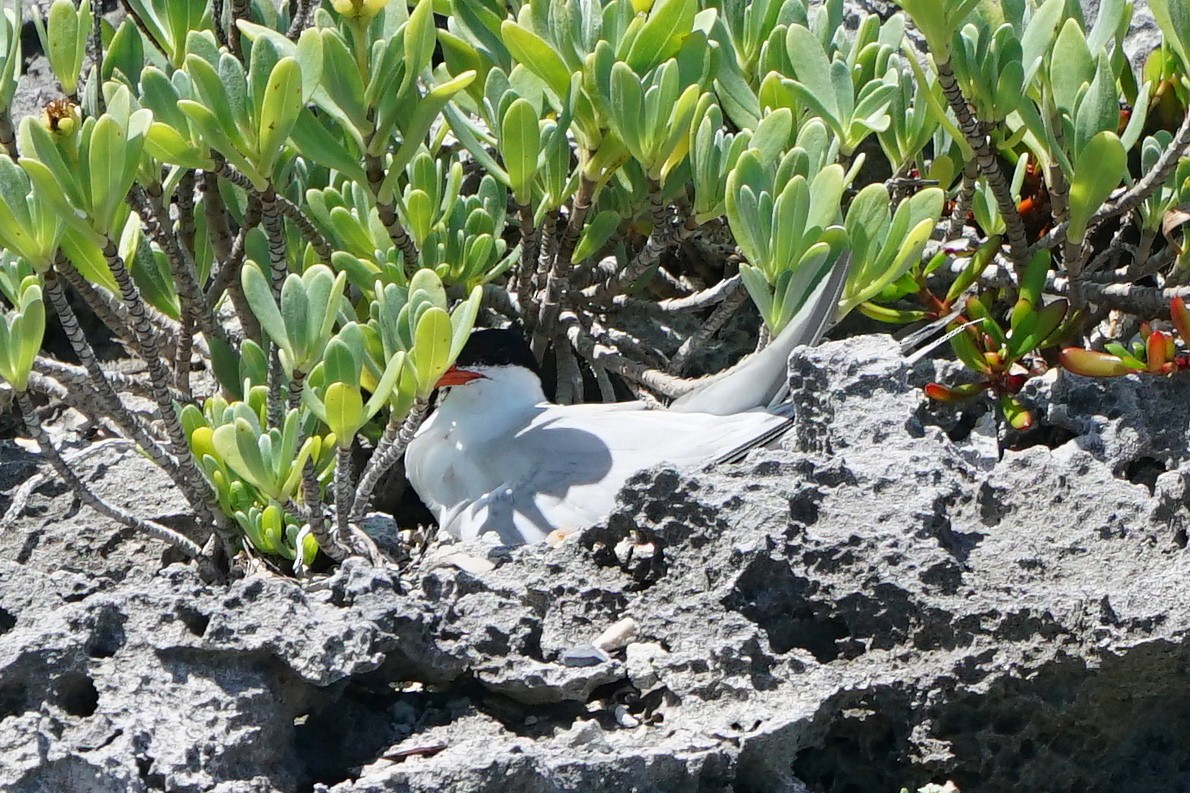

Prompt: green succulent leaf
[323,331,362,389]
[58,227,118,292]
[949,325,993,375]
[894,0,979,55]
[1073,54,1121,159]
[1058,346,1143,377]
[213,417,271,497]
[751,109,794,161]
[359,347,402,416]
[39,0,89,96]
[739,263,775,327]
[241,263,291,357]
[1049,18,1095,115]
[449,286,482,360]
[1012,250,1052,325]
[500,22,571,101]
[185,54,247,153]
[0,4,21,107]
[383,70,477,180]
[178,100,265,189]
[1067,131,1126,244]
[572,210,621,264]
[0,280,44,392]
[501,97,540,204]
[99,18,143,88]
[411,306,453,395]
[145,122,214,170]
[1008,298,1068,358]
[401,0,438,96]
[0,158,61,270]
[323,381,365,441]
[1020,0,1065,82]
[842,185,942,312]
[1150,0,1190,73]
[999,394,1034,431]
[624,0,697,74]
[256,56,303,177]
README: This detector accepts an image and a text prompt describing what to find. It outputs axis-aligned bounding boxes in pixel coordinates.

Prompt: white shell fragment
[438,553,497,576]
[614,704,641,728]
[592,617,638,653]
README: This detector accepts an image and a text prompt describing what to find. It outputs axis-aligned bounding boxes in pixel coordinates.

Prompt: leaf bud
[41,98,79,139]
[330,0,391,20]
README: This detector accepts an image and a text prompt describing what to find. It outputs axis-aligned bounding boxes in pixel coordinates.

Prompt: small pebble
[438,553,496,575]
[614,704,640,728]
[545,528,576,547]
[592,617,637,653]
[625,641,669,692]
[560,643,611,667]
[612,536,656,565]
[556,719,611,751]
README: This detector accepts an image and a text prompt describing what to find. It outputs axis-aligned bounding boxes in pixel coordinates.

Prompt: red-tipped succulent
[1058,297,1190,379]
[921,251,1072,431]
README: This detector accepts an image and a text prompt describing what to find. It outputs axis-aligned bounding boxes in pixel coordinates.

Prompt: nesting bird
[405,259,848,544]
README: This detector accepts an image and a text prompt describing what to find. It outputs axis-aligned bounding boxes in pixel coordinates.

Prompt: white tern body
[406,257,849,544]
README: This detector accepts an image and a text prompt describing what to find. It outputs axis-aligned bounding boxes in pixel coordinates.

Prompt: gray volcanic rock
[2,335,1190,793]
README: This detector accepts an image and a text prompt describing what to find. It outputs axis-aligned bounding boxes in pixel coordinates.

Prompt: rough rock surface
[3,334,1190,793]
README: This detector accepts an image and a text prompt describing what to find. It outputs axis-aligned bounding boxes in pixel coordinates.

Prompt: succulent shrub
[0,0,1186,574]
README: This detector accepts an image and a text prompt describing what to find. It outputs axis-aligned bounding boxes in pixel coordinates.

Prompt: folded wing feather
[441,406,788,543]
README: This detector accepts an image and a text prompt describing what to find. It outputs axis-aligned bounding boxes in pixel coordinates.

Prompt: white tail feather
[670,252,852,415]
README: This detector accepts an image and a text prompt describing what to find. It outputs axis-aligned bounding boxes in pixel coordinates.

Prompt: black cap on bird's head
[436,328,540,388]
[455,328,540,372]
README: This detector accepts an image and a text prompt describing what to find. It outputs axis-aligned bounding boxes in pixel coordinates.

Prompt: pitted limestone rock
[4,334,1190,793]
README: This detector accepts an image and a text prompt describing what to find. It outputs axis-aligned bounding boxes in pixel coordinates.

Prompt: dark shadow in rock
[584,514,669,590]
[833,584,915,656]
[135,754,167,791]
[0,681,28,721]
[10,756,134,793]
[292,674,590,791]
[293,677,409,791]
[175,605,210,638]
[787,686,915,793]
[739,635,781,692]
[977,481,1007,527]
[915,398,989,445]
[472,682,589,738]
[911,610,986,653]
[918,559,966,593]
[925,504,983,567]
[944,408,984,444]
[54,671,99,717]
[787,484,822,526]
[0,442,41,496]
[13,529,40,565]
[1122,456,1166,494]
[724,555,848,662]
[0,606,15,635]
[96,526,138,559]
[925,642,1190,792]
[1008,424,1078,452]
[84,608,127,659]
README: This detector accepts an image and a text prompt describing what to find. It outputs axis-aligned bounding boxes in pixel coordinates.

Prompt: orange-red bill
[436,365,486,388]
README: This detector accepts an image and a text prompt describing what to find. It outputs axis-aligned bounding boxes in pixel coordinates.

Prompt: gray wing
[670,251,850,415]
[440,418,618,543]
[442,406,788,544]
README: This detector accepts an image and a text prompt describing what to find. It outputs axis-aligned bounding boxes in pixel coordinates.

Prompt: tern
[405,258,849,545]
